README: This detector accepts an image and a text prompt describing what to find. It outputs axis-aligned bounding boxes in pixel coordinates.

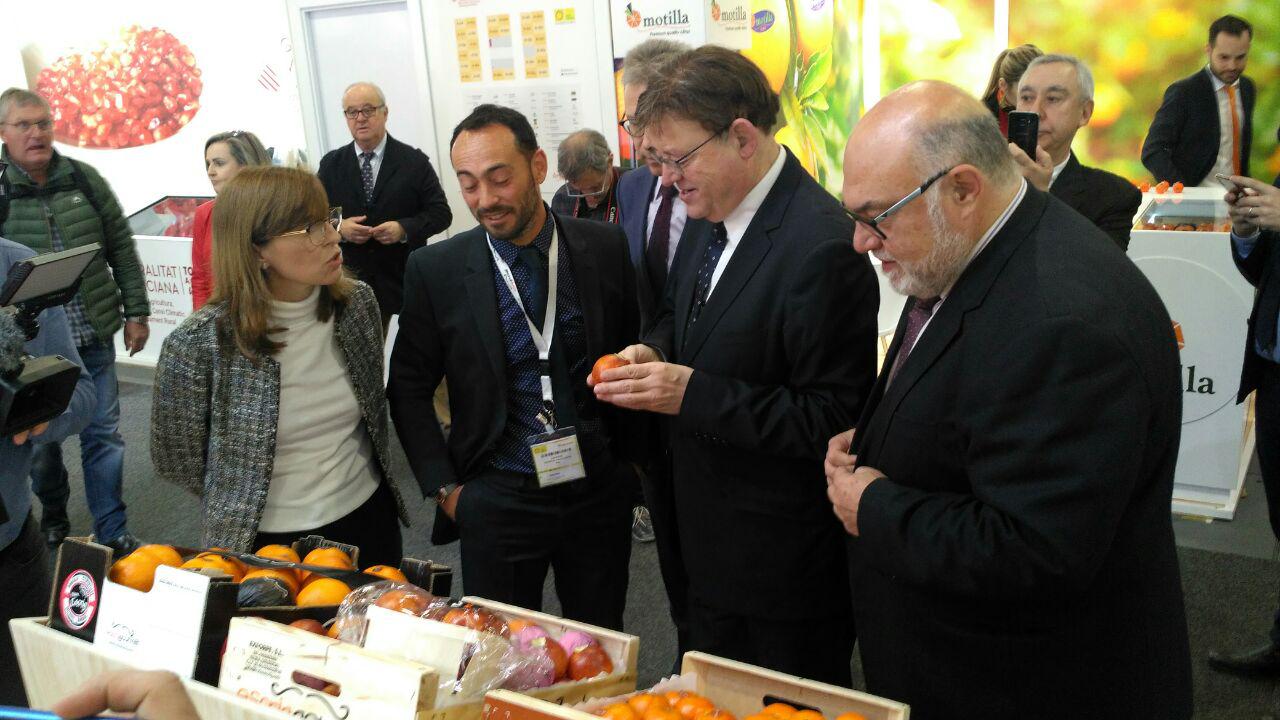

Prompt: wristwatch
[126,316,149,325]
[434,482,459,504]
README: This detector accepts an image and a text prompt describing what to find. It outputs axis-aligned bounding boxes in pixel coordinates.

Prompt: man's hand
[371,220,406,245]
[1227,175,1280,235]
[439,485,462,520]
[593,361,692,415]
[10,422,49,446]
[52,669,200,720]
[827,464,885,537]
[1008,143,1054,192]
[824,428,857,483]
[123,320,150,356]
[586,345,662,390]
[341,215,373,244]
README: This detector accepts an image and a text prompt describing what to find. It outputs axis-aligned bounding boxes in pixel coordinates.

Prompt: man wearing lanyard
[550,129,626,224]
[389,105,641,629]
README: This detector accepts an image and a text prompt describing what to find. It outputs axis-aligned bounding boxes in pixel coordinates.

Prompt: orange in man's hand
[591,353,631,384]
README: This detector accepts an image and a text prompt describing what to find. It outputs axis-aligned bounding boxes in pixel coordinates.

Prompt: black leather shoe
[1207,642,1280,677]
[103,532,143,557]
[44,525,69,550]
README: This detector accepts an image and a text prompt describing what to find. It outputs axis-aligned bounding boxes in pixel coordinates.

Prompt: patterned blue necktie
[360,151,375,204]
[689,222,728,326]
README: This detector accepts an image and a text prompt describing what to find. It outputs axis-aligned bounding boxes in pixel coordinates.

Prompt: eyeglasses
[649,123,734,173]
[847,167,955,240]
[274,207,342,246]
[2,119,53,134]
[564,173,611,198]
[618,116,638,138]
[343,105,385,120]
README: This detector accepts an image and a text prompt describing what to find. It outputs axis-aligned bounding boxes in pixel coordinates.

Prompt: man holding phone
[1008,55,1141,250]
[1211,173,1280,682]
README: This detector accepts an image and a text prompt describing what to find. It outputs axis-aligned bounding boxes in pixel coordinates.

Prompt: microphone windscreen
[0,310,25,376]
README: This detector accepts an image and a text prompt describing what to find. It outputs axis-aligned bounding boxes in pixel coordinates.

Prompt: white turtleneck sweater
[257,287,380,532]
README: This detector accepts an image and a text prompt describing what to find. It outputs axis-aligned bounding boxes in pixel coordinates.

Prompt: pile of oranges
[107,542,406,609]
[595,696,866,720]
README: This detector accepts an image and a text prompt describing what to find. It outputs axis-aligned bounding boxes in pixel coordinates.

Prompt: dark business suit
[388,212,640,629]
[849,187,1192,719]
[317,134,452,318]
[1050,153,1141,250]
[1142,68,1255,186]
[644,149,879,685]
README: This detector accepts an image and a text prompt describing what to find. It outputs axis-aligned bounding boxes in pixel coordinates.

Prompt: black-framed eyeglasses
[847,166,954,240]
[273,207,342,247]
[343,105,385,120]
[564,172,611,198]
[618,115,638,138]
[650,122,735,173]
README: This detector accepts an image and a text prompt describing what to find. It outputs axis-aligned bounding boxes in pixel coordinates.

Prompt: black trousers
[1253,359,1280,642]
[455,465,632,631]
[640,459,690,669]
[0,513,52,706]
[687,595,856,688]
[254,481,403,569]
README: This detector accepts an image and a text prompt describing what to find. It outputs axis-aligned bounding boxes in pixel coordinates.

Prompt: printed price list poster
[454,17,481,83]
[487,14,514,81]
[521,11,550,79]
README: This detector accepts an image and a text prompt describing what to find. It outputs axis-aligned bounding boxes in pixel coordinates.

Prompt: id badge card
[527,426,587,488]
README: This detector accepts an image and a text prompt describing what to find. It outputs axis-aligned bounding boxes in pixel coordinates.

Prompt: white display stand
[1128,188,1253,519]
[113,234,194,370]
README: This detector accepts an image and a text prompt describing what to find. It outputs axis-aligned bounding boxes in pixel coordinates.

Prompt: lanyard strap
[487,225,560,420]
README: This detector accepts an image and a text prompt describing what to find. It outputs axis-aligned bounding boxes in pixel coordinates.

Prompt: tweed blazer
[151,280,407,551]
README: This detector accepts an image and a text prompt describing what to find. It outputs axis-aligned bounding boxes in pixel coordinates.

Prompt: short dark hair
[450,104,539,156]
[633,45,781,135]
[1210,15,1252,45]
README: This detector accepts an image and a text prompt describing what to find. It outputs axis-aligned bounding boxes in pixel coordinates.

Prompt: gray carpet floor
[30,380,1280,716]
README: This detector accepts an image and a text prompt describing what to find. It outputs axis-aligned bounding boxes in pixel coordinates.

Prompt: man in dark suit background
[1009,54,1141,250]
[317,81,452,330]
[592,46,879,685]
[826,81,1191,719]
[1209,174,1280,683]
[1142,15,1255,187]
[388,104,639,629]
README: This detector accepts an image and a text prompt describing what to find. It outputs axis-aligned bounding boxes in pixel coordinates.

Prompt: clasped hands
[824,428,885,537]
[340,216,405,245]
[589,344,692,416]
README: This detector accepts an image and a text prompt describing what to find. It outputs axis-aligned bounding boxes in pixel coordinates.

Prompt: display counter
[113,195,209,369]
[1128,187,1252,518]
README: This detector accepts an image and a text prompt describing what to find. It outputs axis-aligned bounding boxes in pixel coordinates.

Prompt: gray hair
[0,88,50,124]
[205,130,273,167]
[1025,54,1094,102]
[622,39,689,88]
[342,81,386,107]
[914,112,1019,189]
[557,129,612,180]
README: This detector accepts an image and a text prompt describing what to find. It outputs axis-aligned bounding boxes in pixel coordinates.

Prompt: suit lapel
[1049,154,1085,208]
[463,231,506,385]
[860,188,1049,462]
[557,215,605,359]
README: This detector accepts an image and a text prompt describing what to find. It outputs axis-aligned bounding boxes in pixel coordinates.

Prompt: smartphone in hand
[1007,111,1039,159]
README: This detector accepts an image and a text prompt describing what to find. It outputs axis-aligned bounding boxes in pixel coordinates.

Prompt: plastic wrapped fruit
[557,629,598,655]
[35,25,202,148]
[567,643,613,680]
[443,604,510,637]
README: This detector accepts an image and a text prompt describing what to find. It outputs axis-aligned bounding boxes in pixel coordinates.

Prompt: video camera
[0,243,101,437]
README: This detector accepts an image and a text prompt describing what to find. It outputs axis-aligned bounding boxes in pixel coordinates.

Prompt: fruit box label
[364,606,510,705]
[92,564,212,676]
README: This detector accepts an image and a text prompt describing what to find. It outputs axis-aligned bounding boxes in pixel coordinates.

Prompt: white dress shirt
[707,147,788,299]
[1048,153,1071,189]
[352,133,389,187]
[646,179,689,269]
[1199,67,1245,188]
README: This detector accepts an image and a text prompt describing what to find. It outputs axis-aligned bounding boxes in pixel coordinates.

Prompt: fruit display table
[1128,187,1253,518]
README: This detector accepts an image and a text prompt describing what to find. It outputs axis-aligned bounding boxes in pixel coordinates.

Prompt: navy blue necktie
[689,222,728,326]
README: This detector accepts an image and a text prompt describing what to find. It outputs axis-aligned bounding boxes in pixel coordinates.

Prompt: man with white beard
[823,80,1192,719]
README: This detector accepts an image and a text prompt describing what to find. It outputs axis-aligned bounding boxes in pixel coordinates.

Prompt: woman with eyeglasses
[152,166,407,565]
[191,130,272,310]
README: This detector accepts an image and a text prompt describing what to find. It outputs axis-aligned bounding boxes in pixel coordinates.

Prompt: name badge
[527,427,587,488]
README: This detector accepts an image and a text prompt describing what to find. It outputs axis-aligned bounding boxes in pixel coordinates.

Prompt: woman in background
[153,166,405,566]
[191,130,271,310]
[980,44,1042,136]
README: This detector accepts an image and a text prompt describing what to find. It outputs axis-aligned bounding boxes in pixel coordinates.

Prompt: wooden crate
[10,616,287,720]
[483,652,909,720]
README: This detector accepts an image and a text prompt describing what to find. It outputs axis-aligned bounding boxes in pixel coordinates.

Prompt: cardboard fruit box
[46,536,452,683]
[483,652,909,720]
[219,596,640,720]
